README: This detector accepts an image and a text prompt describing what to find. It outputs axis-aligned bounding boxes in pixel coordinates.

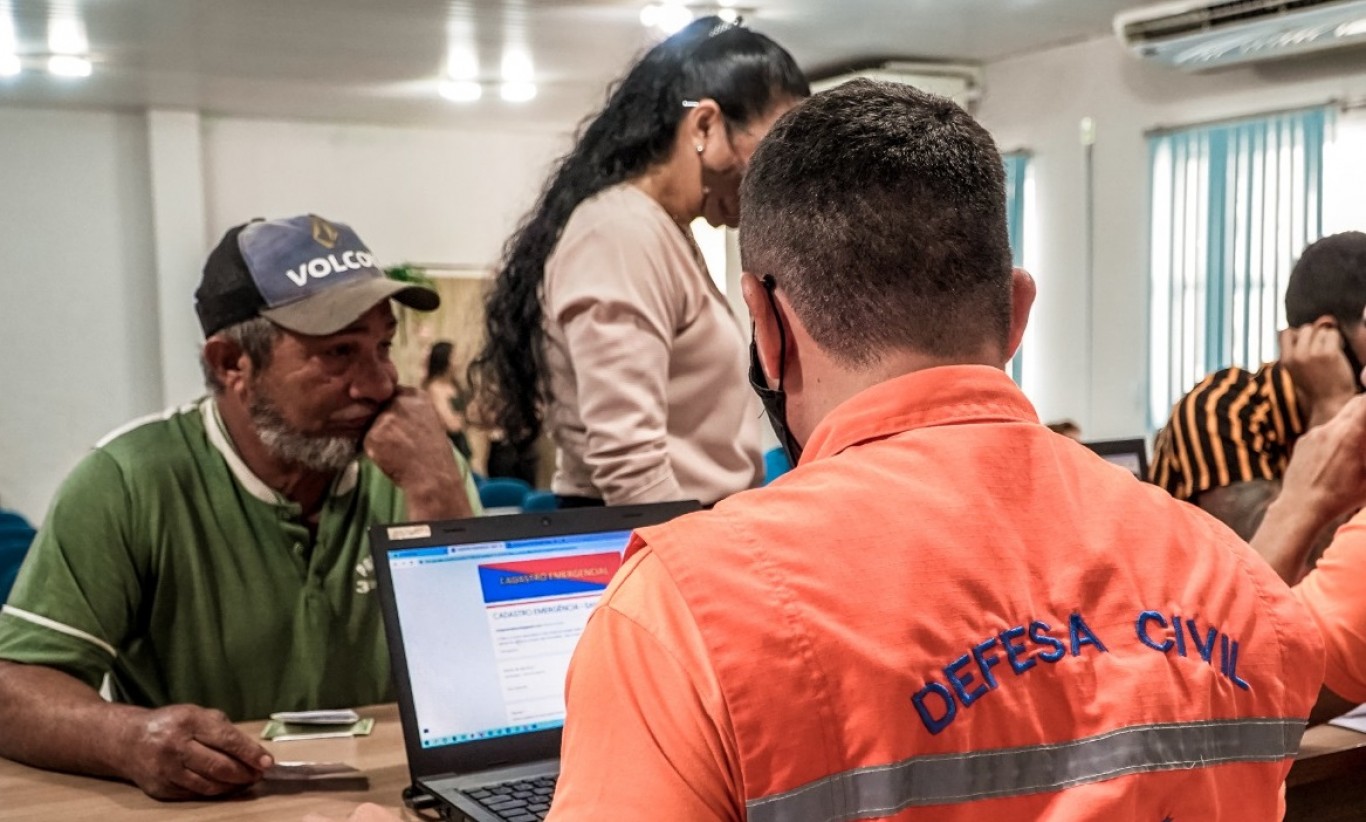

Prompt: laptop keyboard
[466,776,557,821]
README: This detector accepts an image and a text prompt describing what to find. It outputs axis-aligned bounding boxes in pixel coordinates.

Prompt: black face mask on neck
[748,275,804,467]
[1342,336,1366,393]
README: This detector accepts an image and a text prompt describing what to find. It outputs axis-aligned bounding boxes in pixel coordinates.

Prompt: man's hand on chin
[364,386,474,520]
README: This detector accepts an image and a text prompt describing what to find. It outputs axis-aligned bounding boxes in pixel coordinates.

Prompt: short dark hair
[739,78,1013,365]
[199,316,280,393]
[1284,232,1366,327]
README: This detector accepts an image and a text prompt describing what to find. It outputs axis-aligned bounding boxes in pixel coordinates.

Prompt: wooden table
[1286,722,1366,822]
[1,705,1363,820]
[0,704,411,821]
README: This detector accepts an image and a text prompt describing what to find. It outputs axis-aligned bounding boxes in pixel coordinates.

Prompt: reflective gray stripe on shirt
[745,718,1305,822]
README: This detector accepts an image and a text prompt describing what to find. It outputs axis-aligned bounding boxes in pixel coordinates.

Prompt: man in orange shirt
[1291,509,1366,722]
[1244,393,1366,724]
[547,79,1325,821]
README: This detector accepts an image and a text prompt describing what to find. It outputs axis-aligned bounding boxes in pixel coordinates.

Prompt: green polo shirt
[0,398,481,721]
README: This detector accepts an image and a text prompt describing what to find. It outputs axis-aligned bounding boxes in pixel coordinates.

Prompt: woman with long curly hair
[470,17,808,506]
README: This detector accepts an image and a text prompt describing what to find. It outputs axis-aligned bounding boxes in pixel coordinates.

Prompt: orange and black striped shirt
[1149,362,1307,502]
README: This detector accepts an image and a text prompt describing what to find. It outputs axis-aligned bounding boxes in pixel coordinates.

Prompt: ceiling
[0,0,1166,131]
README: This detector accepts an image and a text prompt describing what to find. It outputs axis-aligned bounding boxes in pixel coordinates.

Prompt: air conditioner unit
[811,62,984,111]
[1115,0,1366,70]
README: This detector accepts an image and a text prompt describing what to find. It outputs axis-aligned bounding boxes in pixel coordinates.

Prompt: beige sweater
[542,184,763,505]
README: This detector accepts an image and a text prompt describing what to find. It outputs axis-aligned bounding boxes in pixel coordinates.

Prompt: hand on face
[119,704,272,800]
[363,386,453,483]
[1280,321,1359,414]
[363,387,475,519]
[1277,393,1366,526]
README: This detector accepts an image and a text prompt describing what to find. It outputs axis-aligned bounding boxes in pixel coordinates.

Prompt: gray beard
[249,394,359,473]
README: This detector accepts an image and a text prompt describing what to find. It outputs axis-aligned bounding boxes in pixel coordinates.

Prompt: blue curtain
[1003,151,1029,384]
[1147,107,1328,427]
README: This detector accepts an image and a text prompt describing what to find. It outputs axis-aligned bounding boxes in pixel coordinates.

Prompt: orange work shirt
[1294,508,1366,703]
[549,366,1323,822]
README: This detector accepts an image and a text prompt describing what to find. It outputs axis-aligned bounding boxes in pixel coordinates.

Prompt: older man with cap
[0,214,479,800]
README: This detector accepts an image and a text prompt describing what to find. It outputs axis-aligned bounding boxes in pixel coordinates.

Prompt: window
[1003,150,1030,384]
[1146,107,1329,427]
[1323,106,1366,236]
[691,219,730,295]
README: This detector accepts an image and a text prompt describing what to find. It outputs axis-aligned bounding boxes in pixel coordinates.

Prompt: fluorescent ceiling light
[500,81,537,103]
[501,51,533,83]
[641,3,694,34]
[655,4,694,34]
[1336,17,1366,38]
[439,79,482,103]
[47,54,91,77]
[0,53,19,77]
[446,48,478,81]
[47,16,87,55]
[0,15,16,55]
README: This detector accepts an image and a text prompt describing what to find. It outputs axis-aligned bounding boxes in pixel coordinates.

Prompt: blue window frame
[1004,150,1029,384]
[1147,107,1329,427]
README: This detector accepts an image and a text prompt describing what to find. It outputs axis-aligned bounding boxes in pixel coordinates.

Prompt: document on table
[1327,703,1366,734]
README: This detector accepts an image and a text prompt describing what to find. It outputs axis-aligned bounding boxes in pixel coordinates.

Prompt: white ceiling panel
[0,0,1168,129]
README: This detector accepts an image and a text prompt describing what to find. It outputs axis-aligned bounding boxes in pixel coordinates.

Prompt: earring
[696,144,704,154]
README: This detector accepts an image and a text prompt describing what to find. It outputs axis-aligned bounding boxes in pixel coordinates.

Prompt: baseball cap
[194,214,440,337]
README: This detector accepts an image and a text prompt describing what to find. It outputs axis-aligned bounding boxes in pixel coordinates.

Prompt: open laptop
[370,501,701,822]
[1083,437,1150,480]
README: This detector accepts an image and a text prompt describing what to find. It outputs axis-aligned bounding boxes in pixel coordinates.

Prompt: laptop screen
[385,529,632,751]
[1083,437,1150,480]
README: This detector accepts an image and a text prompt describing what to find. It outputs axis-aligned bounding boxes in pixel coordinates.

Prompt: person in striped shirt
[1149,231,1366,540]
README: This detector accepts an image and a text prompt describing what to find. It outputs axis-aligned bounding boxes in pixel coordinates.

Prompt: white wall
[203,118,562,266]
[0,108,160,522]
[978,39,1366,439]
[0,107,567,522]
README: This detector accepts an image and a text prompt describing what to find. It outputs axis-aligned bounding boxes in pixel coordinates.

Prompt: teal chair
[763,447,791,485]
[0,509,36,603]
[522,491,559,513]
[478,477,533,511]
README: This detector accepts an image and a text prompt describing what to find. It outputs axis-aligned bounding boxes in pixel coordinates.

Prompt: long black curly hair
[469,17,808,450]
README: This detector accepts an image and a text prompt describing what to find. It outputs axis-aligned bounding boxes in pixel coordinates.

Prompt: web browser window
[387,530,632,749]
